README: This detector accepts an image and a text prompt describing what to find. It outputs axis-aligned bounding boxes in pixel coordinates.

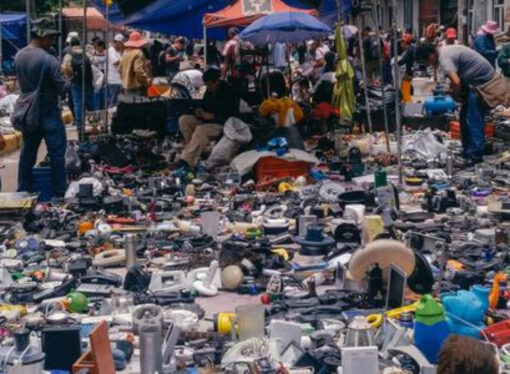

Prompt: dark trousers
[460,88,486,162]
[71,83,95,130]
[18,110,67,197]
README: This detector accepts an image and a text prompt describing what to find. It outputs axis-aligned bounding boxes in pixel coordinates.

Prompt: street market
[3,0,510,373]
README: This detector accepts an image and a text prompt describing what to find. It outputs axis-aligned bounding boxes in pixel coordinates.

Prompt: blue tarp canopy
[91,0,230,39]
[1,13,27,73]
[91,0,314,40]
[319,0,352,26]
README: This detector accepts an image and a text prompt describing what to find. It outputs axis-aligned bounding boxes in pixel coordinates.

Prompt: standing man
[221,27,241,80]
[473,21,499,67]
[175,68,239,174]
[497,42,510,78]
[62,36,94,132]
[107,34,125,107]
[441,28,459,46]
[416,44,495,165]
[164,37,186,80]
[361,26,380,84]
[14,18,70,197]
[119,31,151,95]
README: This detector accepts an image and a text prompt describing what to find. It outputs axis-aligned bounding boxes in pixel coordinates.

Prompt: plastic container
[235,304,265,341]
[32,167,54,202]
[450,121,495,139]
[254,157,309,182]
[414,295,450,364]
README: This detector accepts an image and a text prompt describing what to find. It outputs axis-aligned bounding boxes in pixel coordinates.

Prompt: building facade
[374,0,510,44]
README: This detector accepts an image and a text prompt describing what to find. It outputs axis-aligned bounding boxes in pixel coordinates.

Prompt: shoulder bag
[11,56,49,133]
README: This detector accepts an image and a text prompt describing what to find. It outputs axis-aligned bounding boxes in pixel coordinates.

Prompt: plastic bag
[207,117,252,167]
[65,141,82,175]
[65,176,105,198]
[91,65,104,93]
[403,129,447,162]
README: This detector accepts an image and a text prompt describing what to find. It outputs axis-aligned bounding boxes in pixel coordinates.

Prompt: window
[494,0,505,31]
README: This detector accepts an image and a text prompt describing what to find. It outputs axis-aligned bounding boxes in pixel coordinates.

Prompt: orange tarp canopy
[203,0,316,28]
[62,7,109,30]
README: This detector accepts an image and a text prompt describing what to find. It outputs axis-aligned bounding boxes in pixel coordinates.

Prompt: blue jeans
[71,83,95,129]
[107,84,122,107]
[460,88,486,161]
[18,110,67,197]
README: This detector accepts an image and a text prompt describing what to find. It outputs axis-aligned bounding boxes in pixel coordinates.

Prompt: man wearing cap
[119,31,151,95]
[174,68,239,174]
[107,34,125,106]
[441,28,459,46]
[474,21,499,67]
[398,33,416,78]
[164,37,186,80]
[14,17,70,197]
[62,36,95,132]
[415,44,495,165]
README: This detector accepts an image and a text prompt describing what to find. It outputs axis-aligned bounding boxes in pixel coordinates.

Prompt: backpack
[71,52,93,87]
[366,35,380,61]
[234,40,255,67]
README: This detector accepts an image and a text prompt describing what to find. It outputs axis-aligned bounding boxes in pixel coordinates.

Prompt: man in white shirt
[107,33,124,107]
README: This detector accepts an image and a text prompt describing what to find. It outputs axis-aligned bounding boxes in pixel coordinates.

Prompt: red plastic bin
[483,320,510,347]
[450,121,495,139]
[254,157,310,182]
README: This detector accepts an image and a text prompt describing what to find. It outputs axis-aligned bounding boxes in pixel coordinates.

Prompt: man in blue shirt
[14,18,70,197]
[473,21,499,67]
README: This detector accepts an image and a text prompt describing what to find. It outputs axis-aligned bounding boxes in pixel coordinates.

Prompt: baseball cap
[114,34,125,42]
[445,28,457,39]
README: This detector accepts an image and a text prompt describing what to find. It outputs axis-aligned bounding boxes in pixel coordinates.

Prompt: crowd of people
[10,15,510,197]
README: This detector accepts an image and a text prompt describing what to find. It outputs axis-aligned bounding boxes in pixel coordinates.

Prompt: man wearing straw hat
[119,31,151,95]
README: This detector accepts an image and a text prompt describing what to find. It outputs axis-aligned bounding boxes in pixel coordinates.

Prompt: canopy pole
[26,0,30,42]
[81,1,87,142]
[392,0,403,184]
[58,0,63,61]
[203,24,207,68]
[372,0,390,152]
[0,15,3,76]
[104,4,109,133]
[356,15,373,133]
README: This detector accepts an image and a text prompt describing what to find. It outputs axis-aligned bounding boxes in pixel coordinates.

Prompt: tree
[1,0,64,17]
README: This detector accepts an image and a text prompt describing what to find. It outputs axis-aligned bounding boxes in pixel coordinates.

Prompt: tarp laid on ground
[204,0,316,28]
[1,13,27,74]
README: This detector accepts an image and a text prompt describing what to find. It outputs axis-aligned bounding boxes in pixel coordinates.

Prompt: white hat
[114,33,125,43]
[66,31,79,44]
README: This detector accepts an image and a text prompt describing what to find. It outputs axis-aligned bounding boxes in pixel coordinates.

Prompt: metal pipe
[0,13,3,76]
[372,0,390,153]
[58,0,63,61]
[26,0,30,43]
[104,4,109,133]
[356,15,373,133]
[203,24,207,68]
[81,2,87,142]
[139,310,163,374]
[392,0,403,185]
[125,234,137,269]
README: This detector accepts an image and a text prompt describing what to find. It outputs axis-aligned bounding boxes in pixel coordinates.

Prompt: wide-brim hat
[124,31,148,48]
[31,17,60,38]
[481,20,500,34]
